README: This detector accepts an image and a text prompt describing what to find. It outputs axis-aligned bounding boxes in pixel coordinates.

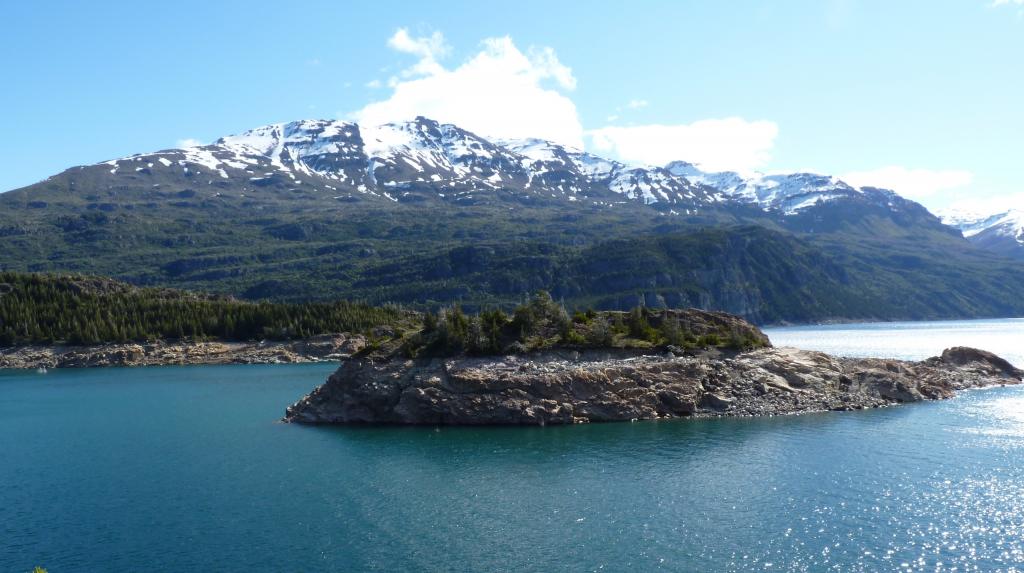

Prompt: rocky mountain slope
[2,116,1023,322]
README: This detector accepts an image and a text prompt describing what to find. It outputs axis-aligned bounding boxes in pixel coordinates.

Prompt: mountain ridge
[940,208,1024,261]
[3,115,1023,323]
[52,115,938,218]
[62,115,969,244]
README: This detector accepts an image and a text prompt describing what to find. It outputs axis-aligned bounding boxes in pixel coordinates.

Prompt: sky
[2,0,1023,213]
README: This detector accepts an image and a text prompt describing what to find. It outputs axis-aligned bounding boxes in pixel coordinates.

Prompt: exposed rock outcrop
[0,334,364,369]
[284,346,1023,425]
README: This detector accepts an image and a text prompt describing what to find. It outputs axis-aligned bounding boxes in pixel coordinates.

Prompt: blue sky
[3,0,1022,212]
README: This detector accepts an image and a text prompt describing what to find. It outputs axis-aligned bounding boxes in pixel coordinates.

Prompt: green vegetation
[0,273,766,355]
[0,272,406,345]
[4,160,1024,323]
[397,291,768,358]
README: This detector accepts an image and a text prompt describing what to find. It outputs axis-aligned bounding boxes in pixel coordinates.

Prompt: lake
[764,317,1024,364]
[2,319,1024,572]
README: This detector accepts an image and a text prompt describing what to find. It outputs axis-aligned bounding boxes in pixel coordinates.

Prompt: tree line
[399,291,766,358]
[0,272,404,345]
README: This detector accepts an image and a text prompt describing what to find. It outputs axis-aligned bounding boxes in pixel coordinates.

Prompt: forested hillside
[5,117,1024,323]
[0,273,406,345]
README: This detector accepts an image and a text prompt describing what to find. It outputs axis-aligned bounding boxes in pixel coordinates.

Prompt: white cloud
[352,32,583,148]
[365,79,382,89]
[527,46,576,90]
[354,30,779,173]
[176,138,204,148]
[944,192,1024,216]
[990,0,1024,16]
[386,28,449,78]
[840,166,973,199]
[588,118,779,173]
[388,29,448,61]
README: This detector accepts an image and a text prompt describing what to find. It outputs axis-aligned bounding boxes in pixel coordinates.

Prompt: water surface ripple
[2,319,1023,571]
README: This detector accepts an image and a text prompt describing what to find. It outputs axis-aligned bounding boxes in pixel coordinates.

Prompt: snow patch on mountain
[571,152,617,180]
[667,162,864,214]
[940,209,1024,244]
[88,115,931,217]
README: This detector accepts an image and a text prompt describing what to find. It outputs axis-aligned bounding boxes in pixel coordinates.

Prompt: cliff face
[284,346,1024,425]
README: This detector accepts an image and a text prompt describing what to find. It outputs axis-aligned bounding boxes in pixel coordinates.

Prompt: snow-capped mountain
[95,117,717,207]
[665,161,914,216]
[85,116,932,220]
[8,115,1022,320]
[940,209,1024,239]
[940,208,1024,260]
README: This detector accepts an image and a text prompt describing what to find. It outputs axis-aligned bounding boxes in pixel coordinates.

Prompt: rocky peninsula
[284,345,1023,425]
[284,298,1023,425]
[0,334,365,369]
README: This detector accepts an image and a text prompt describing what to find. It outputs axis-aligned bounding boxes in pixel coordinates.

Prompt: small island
[284,293,1024,425]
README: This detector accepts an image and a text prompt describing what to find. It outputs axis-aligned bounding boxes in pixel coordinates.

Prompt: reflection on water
[2,320,1024,572]
[764,317,1024,365]
[962,393,1024,440]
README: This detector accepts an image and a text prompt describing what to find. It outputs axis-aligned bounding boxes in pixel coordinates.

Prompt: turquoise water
[2,320,1024,572]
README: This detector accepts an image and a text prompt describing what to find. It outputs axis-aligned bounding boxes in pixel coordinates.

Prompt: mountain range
[2,116,1023,323]
[940,209,1024,261]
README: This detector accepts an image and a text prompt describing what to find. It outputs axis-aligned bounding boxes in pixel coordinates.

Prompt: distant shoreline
[8,317,1024,370]
[0,334,365,369]
[760,315,1024,328]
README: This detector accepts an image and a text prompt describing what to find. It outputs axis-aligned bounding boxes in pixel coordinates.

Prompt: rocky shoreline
[284,346,1024,425]
[0,334,365,369]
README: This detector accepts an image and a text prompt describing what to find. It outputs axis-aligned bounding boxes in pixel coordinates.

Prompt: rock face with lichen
[283,345,1023,425]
